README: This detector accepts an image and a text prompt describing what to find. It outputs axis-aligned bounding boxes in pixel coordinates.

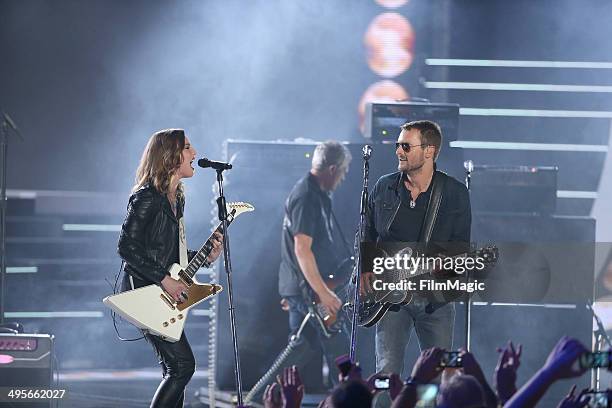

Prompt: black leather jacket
[364,170,471,243]
[118,184,184,290]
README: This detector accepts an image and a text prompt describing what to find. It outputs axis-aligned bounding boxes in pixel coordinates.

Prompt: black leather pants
[144,331,196,408]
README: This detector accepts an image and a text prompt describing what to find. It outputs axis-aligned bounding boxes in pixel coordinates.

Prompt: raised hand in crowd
[556,385,590,408]
[410,347,445,383]
[495,341,522,404]
[390,381,417,408]
[459,348,499,408]
[542,337,589,380]
[387,372,403,401]
[277,366,304,408]
[263,382,282,408]
[505,336,589,408]
[264,366,304,408]
[389,348,445,408]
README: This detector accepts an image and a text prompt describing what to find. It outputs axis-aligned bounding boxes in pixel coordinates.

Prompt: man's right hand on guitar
[319,289,342,315]
[161,275,189,303]
[360,272,376,296]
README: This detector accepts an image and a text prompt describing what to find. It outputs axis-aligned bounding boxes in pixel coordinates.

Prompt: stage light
[0,355,15,364]
[364,12,415,78]
[375,0,409,8]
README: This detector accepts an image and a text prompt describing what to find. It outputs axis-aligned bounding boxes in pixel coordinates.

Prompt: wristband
[404,376,422,387]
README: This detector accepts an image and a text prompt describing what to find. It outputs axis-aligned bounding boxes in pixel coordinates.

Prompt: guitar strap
[387,172,445,314]
[178,216,188,268]
[330,207,353,259]
[419,171,446,244]
[419,171,447,314]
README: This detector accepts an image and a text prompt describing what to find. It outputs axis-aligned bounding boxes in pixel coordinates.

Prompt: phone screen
[374,378,390,390]
[415,384,438,408]
[579,352,611,369]
[585,391,608,408]
[440,351,463,368]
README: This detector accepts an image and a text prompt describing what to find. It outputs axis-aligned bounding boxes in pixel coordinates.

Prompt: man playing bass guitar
[277,141,352,384]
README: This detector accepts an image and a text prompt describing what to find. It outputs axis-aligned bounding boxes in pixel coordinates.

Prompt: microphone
[3,113,18,131]
[197,158,232,170]
[362,145,372,160]
[1,112,23,140]
[463,160,474,173]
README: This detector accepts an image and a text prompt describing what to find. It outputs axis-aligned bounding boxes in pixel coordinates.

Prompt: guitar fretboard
[184,209,236,278]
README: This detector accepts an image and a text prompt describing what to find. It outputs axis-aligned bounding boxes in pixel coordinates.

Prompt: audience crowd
[244,336,610,408]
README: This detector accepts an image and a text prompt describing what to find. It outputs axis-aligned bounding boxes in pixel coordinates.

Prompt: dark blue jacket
[364,170,471,243]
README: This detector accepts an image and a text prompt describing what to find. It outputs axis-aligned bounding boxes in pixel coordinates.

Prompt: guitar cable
[106,261,145,342]
[244,312,312,403]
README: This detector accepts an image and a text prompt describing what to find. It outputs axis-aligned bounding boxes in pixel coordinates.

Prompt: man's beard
[398,159,425,174]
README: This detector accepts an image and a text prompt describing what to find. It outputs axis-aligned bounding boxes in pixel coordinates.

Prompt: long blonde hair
[133,129,185,199]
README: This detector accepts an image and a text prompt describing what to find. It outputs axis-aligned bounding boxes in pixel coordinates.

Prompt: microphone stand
[0,112,23,327]
[215,168,244,407]
[586,302,612,390]
[463,160,474,351]
[349,145,371,361]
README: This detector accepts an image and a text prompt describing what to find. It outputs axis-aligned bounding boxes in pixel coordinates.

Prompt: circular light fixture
[364,12,415,78]
[375,0,409,9]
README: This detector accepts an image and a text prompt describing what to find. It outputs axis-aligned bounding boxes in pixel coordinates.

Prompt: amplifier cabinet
[0,333,54,408]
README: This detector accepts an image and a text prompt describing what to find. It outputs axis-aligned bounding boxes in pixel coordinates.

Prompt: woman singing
[117,128,223,407]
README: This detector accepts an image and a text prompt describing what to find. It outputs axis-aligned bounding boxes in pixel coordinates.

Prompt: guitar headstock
[227,201,255,217]
[474,245,499,265]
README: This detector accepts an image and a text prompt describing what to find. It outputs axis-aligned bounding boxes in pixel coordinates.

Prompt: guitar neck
[184,209,236,278]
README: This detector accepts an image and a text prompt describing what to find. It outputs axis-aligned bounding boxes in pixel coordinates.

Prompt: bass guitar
[302,257,354,338]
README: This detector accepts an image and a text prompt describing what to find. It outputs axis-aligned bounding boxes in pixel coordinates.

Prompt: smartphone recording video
[579,351,611,369]
[440,351,463,368]
[374,377,390,390]
[583,390,609,408]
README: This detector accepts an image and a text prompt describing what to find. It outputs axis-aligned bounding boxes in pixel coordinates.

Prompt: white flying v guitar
[103,201,254,342]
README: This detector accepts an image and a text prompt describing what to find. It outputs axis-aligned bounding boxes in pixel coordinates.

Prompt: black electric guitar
[356,245,498,327]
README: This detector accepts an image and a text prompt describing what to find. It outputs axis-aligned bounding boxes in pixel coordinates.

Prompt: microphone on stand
[463,160,474,173]
[197,158,232,171]
[362,145,372,160]
[1,112,23,140]
[464,160,474,190]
